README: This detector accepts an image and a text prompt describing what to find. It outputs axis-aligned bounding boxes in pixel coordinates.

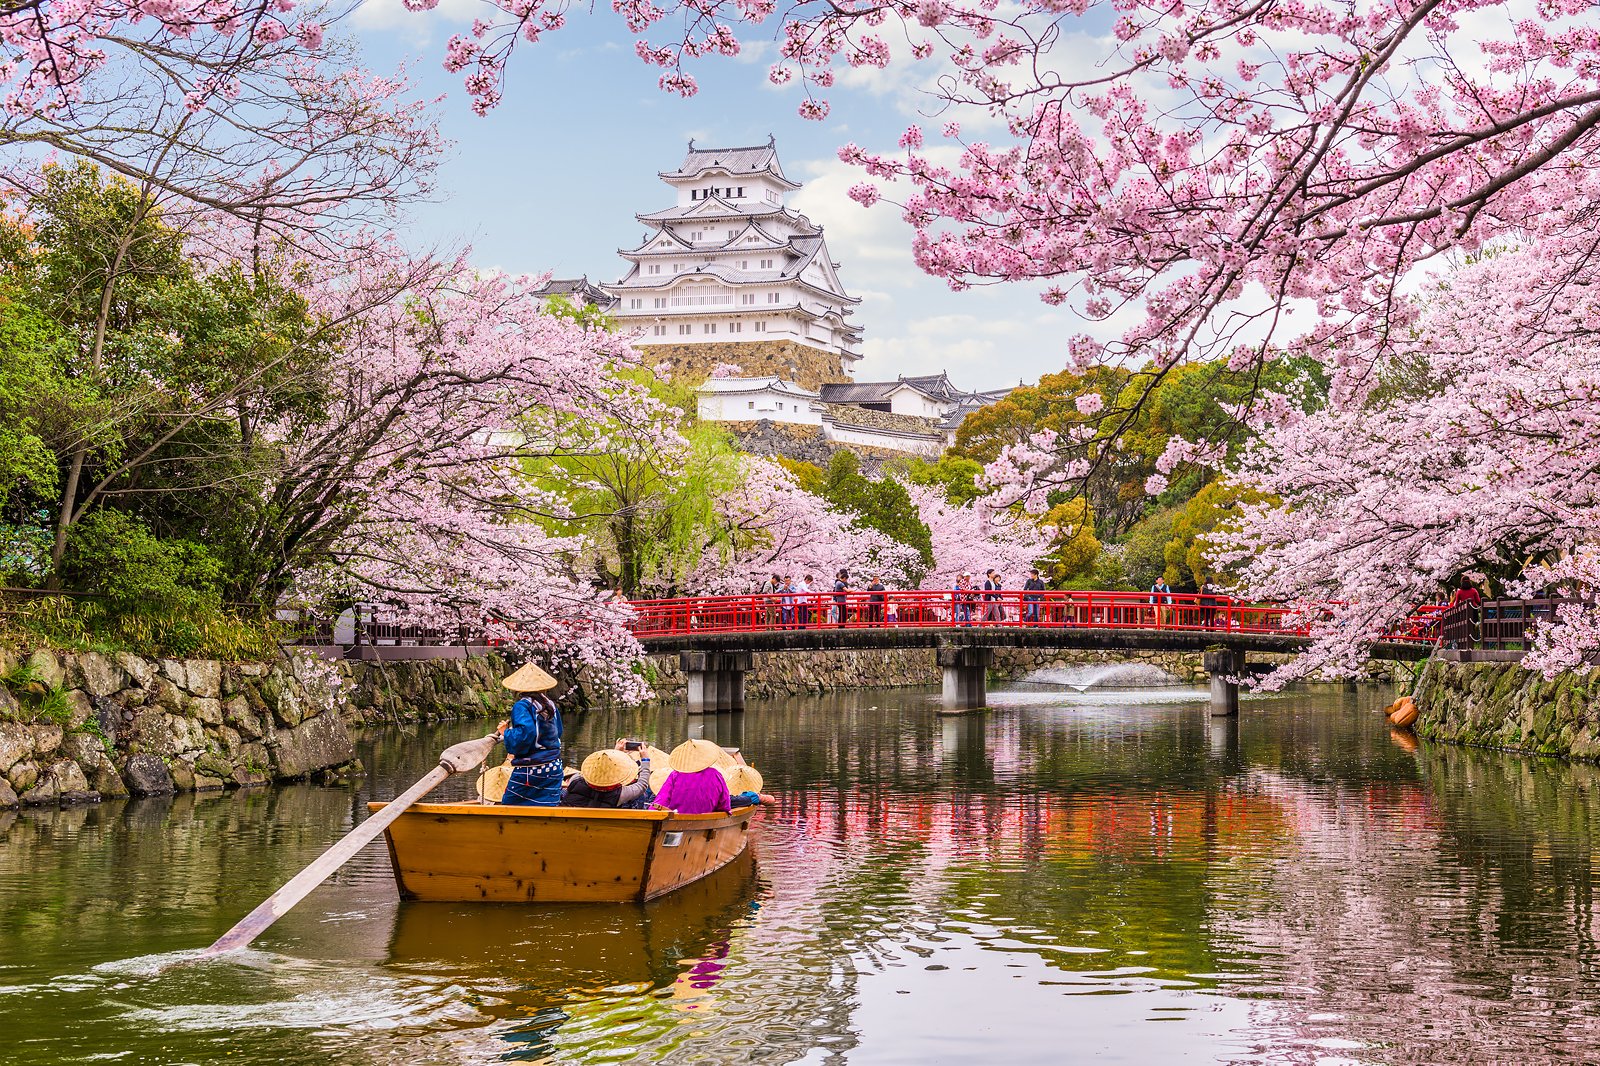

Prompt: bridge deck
[628,591,1433,661]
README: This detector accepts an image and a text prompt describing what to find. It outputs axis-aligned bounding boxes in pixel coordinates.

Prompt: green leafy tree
[1040,497,1101,584]
[901,454,985,505]
[817,452,934,573]
[1163,481,1272,588]
[1120,508,1180,591]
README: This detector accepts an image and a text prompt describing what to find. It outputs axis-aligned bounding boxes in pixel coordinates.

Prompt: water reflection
[2,685,1600,1063]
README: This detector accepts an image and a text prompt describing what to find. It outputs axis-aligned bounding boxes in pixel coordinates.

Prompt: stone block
[187,660,222,698]
[65,689,92,727]
[131,709,181,758]
[191,697,224,727]
[123,754,176,796]
[30,722,63,757]
[0,724,29,773]
[71,652,126,698]
[193,774,226,792]
[168,760,195,791]
[25,649,64,688]
[158,659,188,690]
[0,779,16,809]
[148,676,186,713]
[116,652,155,689]
[194,751,235,780]
[270,713,355,778]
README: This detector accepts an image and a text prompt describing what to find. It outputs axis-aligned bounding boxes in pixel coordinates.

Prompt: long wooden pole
[197,732,500,958]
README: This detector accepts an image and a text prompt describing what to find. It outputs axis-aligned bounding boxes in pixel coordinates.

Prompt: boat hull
[370,801,756,903]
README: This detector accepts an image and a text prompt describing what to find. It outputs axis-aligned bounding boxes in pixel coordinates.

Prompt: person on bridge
[866,575,887,625]
[495,663,564,806]
[1023,568,1046,624]
[1149,579,1175,626]
[764,574,782,628]
[832,570,850,626]
[982,570,1006,624]
[779,577,796,628]
[798,574,817,628]
[953,572,975,625]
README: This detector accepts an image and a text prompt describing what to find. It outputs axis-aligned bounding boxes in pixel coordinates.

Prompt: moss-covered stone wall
[0,646,516,809]
[1414,656,1600,759]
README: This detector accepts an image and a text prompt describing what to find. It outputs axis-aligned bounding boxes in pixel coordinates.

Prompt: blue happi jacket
[502,696,562,764]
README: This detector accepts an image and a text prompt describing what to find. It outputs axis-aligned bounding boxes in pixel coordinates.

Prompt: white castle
[530,139,1016,455]
[602,138,864,374]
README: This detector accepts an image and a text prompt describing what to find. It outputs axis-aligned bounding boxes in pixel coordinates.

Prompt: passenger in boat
[563,747,653,809]
[495,662,564,806]
[653,739,732,815]
[723,765,775,809]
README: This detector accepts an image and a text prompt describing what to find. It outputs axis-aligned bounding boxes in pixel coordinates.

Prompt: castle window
[679,324,692,335]
[654,297,667,308]
[740,293,755,305]
[768,292,781,304]
[653,325,667,336]
[755,321,766,332]
[737,187,746,197]
[748,400,755,409]
[729,321,742,333]
[760,259,774,269]
[704,323,717,335]
[629,299,642,309]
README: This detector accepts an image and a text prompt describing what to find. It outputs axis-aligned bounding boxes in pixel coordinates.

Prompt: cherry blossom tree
[908,484,1051,590]
[242,248,663,701]
[426,0,1600,504]
[1213,236,1600,682]
[683,458,922,592]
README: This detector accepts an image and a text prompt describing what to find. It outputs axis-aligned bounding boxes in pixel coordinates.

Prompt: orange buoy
[1388,697,1418,730]
[1380,697,1404,717]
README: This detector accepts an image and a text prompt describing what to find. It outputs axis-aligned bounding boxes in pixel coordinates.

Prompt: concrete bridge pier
[1204,647,1245,717]
[938,646,992,712]
[681,649,751,714]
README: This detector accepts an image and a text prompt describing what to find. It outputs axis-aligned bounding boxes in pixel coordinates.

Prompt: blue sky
[346,2,1087,390]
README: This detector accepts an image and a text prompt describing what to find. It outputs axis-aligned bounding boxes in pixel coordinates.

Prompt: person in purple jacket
[652,739,731,815]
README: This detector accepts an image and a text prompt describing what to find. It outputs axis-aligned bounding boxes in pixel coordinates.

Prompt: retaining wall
[1414,656,1600,760]
[0,646,513,809]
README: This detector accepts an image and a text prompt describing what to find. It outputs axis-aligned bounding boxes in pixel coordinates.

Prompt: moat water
[3,683,1600,1064]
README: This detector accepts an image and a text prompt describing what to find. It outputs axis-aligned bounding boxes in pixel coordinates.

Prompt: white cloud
[349,0,477,42]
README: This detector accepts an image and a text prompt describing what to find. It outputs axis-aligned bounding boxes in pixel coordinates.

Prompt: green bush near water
[2,593,279,660]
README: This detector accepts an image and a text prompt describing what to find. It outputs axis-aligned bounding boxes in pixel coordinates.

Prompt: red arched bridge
[624,590,1438,714]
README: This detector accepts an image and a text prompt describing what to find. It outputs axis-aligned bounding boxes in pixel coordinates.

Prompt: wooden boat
[370,800,756,903]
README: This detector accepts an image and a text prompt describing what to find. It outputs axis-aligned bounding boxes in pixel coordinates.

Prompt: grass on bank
[1,593,281,661]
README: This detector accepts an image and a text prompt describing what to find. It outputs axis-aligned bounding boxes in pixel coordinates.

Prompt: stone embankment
[1414,656,1600,760]
[0,646,512,809]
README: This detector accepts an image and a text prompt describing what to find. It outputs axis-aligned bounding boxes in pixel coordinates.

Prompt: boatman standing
[495,662,564,806]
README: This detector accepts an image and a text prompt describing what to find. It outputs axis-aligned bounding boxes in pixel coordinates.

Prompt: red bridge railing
[625,590,1438,642]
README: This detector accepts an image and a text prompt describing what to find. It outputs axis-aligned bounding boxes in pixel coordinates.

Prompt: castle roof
[660,138,801,189]
[531,275,618,310]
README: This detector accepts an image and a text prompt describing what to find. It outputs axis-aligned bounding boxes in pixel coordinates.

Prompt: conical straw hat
[649,766,672,794]
[502,662,558,692]
[580,749,636,788]
[477,760,512,803]
[723,765,763,795]
[711,746,737,770]
[668,738,722,773]
[642,744,672,765]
